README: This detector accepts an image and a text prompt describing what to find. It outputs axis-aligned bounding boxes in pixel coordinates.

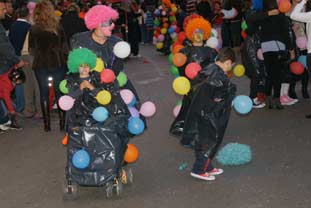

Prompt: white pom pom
[113,41,131,59]
[205,37,219,49]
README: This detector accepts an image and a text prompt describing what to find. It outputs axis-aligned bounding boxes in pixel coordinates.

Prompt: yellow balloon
[55,10,62,17]
[92,58,105,72]
[233,64,245,77]
[172,76,191,95]
[96,90,111,105]
[172,6,177,13]
[156,42,164,49]
[161,28,167,34]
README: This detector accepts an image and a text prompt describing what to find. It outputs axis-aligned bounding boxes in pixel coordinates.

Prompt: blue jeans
[14,84,25,112]
[0,100,9,124]
[192,151,214,174]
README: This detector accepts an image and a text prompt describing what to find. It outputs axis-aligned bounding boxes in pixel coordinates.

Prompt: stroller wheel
[105,181,113,198]
[114,178,123,197]
[63,179,79,200]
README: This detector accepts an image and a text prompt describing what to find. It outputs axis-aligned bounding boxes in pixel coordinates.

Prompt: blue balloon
[92,107,109,122]
[72,149,90,169]
[233,95,253,115]
[298,55,307,68]
[128,117,145,135]
[127,96,137,107]
[168,27,175,34]
[252,0,263,11]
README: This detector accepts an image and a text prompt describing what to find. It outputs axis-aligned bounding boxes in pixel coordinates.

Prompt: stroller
[63,74,133,199]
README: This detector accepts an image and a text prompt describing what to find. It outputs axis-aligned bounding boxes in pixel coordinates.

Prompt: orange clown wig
[185,17,212,42]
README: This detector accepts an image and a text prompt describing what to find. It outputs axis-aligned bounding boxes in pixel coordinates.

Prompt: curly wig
[185,17,212,42]
[162,0,172,8]
[67,48,97,73]
[84,5,119,30]
[182,13,201,31]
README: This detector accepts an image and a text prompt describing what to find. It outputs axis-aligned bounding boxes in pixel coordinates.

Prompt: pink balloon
[158,34,165,42]
[128,106,140,117]
[296,36,307,49]
[257,49,264,61]
[140,101,156,117]
[162,11,166,16]
[58,95,75,111]
[120,89,134,104]
[173,105,181,117]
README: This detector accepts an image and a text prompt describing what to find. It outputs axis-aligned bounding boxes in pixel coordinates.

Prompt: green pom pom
[170,65,179,76]
[67,48,97,73]
[241,21,248,30]
[117,71,128,87]
[59,79,68,94]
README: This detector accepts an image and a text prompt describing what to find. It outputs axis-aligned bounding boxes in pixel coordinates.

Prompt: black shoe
[302,89,310,99]
[9,123,23,130]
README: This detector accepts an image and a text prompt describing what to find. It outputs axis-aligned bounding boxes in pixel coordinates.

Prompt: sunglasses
[100,19,113,27]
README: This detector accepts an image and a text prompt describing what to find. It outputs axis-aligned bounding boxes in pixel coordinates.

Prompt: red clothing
[212,0,223,26]
[0,70,15,113]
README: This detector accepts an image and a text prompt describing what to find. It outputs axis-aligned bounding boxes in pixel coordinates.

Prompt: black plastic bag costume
[65,71,131,186]
[169,45,217,136]
[181,63,236,157]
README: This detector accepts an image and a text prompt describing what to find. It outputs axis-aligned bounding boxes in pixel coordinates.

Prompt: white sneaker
[253,98,266,109]
[208,168,224,176]
[190,172,216,181]
[0,120,11,131]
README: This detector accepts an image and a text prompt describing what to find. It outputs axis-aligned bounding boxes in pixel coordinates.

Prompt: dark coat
[29,24,69,70]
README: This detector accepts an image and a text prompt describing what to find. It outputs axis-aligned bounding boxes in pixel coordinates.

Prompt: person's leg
[301,68,309,98]
[230,21,242,48]
[14,84,25,113]
[221,22,230,47]
[263,52,273,108]
[34,69,51,131]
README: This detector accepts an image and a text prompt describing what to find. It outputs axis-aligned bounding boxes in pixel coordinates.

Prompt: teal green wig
[67,48,97,73]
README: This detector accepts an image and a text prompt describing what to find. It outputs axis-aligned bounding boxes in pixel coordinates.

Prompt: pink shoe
[280,95,298,106]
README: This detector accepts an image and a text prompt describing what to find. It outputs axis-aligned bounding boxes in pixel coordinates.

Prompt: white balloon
[170,32,177,39]
[211,28,218,38]
[205,37,219,49]
[113,41,131,59]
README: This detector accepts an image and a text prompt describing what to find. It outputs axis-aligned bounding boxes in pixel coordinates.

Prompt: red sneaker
[190,172,215,181]
[208,168,224,176]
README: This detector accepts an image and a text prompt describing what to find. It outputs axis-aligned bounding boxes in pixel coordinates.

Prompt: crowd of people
[0,0,311,183]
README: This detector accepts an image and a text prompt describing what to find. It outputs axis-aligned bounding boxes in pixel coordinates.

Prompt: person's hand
[290,50,295,60]
[80,80,95,90]
[268,9,279,16]
[80,81,87,90]
[15,60,28,68]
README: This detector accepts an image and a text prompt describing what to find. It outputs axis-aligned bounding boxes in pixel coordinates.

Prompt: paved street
[0,45,311,208]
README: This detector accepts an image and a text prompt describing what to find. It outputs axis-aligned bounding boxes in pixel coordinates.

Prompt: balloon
[92,58,105,72]
[252,0,263,11]
[96,90,112,105]
[257,49,264,60]
[178,32,186,43]
[128,106,139,117]
[298,55,307,68]
[233,95,253,115]
[241,30,247,39]
[120,89,134,104]
[128,96,137,107]
[172,44,184,54]
[290,61,304,75]
[58,95,75,111]
[161,28,167,34]
[100,69,115,83]
[296,36,307,49]
[241,21,248,30]
[170,65,180,76]
[124,144,139,163]
[233,64,245,77]
[170,32,177,39]
[172,6,177,13]
[72,149,90,169]
[140,101,156,117]
[162,11,166,16]
[168,53,174,64]
[172,53,187,67]
[113,41,131,58]
[59,79,68,94]
[169,16,176,22]
[117,71,128,87]
[156,42,164,49]
[92,107,109,122]
[128,117,145,135]
[205,37,219,49]
[173,105,181,117]
[172,76,191,95]
[211,28,218,38]
[278,0,291,13]
[158,34,165,42]
[185,62,201,79]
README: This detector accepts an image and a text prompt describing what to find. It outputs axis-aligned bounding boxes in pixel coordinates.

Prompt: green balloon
[168,53,174,64]
[241,21,248,30]
[170,65,179,76]
[59,79,68,94]
[154,19,160,26]
[117,71,128,87]
[169,16,176,23]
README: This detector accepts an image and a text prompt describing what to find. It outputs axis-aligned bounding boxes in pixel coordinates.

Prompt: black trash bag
[66,116,129,187]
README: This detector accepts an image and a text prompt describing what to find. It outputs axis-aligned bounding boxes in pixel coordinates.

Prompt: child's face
[79,64,91,77]
[193,30,204,43]
[223,60,233,72]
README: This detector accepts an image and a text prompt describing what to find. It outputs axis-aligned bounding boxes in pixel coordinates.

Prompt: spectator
[1,0,14,31]
[196,0,212,21]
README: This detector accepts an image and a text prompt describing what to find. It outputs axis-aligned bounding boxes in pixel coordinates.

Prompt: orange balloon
[62,133,68,146]
[172,44,184,54]
[124,144,139,163]
[173,53,187,67]
[279,0,291,13]
[163,23,169,28]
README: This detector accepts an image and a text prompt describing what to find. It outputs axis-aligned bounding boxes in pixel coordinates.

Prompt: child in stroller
[62,48,134,199]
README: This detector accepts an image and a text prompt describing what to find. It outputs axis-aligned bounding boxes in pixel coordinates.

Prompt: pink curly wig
[84,5,119,30]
